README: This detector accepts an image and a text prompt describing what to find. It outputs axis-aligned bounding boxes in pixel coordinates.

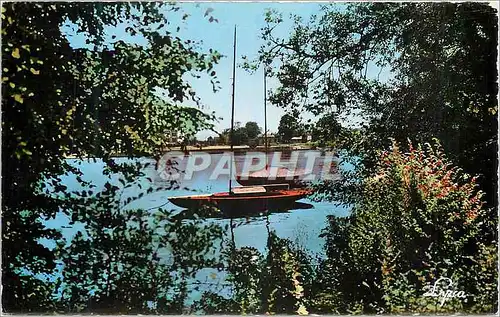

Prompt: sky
[170,2,327,139]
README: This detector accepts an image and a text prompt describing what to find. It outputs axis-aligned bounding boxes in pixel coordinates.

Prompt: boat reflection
[291,201,314,210]
[172,200,314,221]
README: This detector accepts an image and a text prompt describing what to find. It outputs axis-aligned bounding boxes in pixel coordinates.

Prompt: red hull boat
[168,186,310,216]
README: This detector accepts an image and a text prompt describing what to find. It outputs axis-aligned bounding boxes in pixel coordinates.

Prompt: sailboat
[167,27,310,216]
[168,184,310,215]
[235,64,310,187]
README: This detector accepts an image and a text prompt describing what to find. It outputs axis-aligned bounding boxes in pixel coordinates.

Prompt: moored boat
[168,185,311,216]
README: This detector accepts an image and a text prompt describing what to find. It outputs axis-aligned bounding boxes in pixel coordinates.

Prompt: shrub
[317,140,497,313]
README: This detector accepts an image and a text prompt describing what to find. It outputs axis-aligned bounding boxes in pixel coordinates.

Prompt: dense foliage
[200,141,497,314]
[195,231,314,315]
[2,2,223,312]
[277,111,305,143]
[245,121,262,140]
[254,2,497,202]
[315,141,497,313]
[310,112,344,147]
[240,1,497,314]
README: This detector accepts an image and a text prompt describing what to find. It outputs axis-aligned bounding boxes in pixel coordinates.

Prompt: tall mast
[228,26,237,193]
[264,65,268,168]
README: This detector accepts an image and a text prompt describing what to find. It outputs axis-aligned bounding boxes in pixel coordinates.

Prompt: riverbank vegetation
[2,2,222,312]
[2,1,497,314]
[237,2,498,313]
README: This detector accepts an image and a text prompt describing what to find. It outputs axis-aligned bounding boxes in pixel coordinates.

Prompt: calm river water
[45,151,351,253]
[41,150,353,302]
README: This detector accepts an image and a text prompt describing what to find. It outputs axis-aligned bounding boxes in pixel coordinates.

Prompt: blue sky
[64,2,354,139]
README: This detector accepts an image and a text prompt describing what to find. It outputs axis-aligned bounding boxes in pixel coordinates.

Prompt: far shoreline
[63,143,332,159]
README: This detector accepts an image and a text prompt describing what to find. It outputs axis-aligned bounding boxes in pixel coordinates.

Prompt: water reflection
[49,151,351,255]
[172,201,315,222]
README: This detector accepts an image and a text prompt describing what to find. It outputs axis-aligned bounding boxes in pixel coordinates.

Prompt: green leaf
[12,94,23,103]
[11,47,20,58]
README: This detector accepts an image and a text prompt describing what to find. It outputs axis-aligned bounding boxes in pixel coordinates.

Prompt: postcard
[2,1,498,315]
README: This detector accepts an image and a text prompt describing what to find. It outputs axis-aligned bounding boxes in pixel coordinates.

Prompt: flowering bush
[194,140,497,314]
[316,140,497,313]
